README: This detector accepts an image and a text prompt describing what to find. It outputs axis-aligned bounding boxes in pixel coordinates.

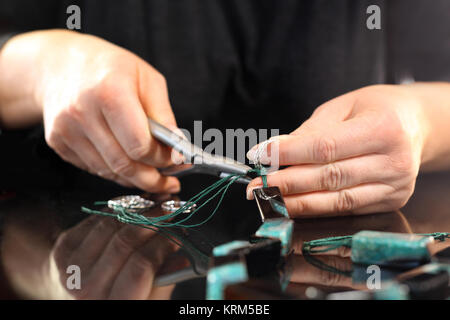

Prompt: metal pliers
[148,119,257,184]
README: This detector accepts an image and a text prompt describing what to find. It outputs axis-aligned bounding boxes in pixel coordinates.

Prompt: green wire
[81,172,247,230]
[80,172,255,261]
[252,166,268,188]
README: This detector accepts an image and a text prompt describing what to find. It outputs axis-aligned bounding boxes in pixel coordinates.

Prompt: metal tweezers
[148,119,256,184]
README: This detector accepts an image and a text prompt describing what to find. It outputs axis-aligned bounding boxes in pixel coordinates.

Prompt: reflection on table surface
[0,171,449,299]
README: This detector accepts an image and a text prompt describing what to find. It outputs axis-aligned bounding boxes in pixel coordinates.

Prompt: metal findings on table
[107,195,155,213]
[252,186,293,256]
[161,200,197,213]
[253,187,289,221]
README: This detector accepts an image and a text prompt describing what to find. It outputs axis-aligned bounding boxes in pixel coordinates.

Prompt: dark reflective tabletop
[0,170,449,299]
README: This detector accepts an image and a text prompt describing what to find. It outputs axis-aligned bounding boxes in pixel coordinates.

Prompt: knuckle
[45,132,59,149]
[127,144,150,161]
[336,246,351,257]
[321,163,344,191]
[313,136,337,163]
[95,75,125,110]
[66,103,84,121]
[291,198,305,214]
[389,186,414,209]
[336,189,357,212]
[110,232,134,256]
[111,158,135,177]
[388,152,417,177]
[127,252,156,279]
[311,104,327,118]
[389,198,407,210]
[90,164,106,176]
[318,261,346,287]
[152,70,167,87]
[45,126,66,150]
[374,111,409,147]
[99,171,117,181]
[95,217,119,233]
[279,177,293,195]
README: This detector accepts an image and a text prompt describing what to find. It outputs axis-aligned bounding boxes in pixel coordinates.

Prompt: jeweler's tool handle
[148,118,203,162]
[149,118,253,182]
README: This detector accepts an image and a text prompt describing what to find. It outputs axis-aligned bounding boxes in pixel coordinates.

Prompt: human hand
[18,30,180,192]
[247,85,428,216]
[47,216,177,299]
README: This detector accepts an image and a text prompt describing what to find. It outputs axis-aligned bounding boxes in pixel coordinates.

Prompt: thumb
[137,62,181,167]
[138,61,177,128]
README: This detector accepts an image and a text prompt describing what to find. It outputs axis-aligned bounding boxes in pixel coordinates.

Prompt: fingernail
[168,126,189,141]
[171,150,185,165]
[247,139,273,163]
[168,185,181,194]
[246,147,257,161]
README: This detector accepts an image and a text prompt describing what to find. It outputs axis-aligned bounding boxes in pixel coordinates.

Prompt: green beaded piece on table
[373,283,409,300]
[206,262,248,300]
[351,231,433,265]
[255,218,294,256]
[213,240,250,257]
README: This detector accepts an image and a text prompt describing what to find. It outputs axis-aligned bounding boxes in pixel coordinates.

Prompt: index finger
[252,116,387,166]
[97,75,174,167]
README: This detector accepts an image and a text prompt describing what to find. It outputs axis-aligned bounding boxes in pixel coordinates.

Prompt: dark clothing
[1,0,449,133]
[0,0,449,216]
[1,4,450,302]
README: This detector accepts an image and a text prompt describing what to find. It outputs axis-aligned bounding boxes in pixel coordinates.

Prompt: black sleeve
[0,32,16,50]
[387,0,450,83]
[0,0,61,34]
[0,0,63,60]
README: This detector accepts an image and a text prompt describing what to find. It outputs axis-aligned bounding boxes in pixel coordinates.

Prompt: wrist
[403,82,450,171]
[0,32,46,128]
[405,84,431,164]
[31,30,88,113]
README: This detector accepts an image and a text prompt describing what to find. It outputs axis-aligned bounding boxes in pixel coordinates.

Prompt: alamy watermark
[66,264,81,290]
[366,264,381,290]
[65,3,382,34]
[66,5,81,30]
[170,121,280,171]
[366,5,381,30]
[65,3,382,32]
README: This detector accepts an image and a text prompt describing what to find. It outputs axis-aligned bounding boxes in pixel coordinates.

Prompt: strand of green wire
[253,165,268,187]
[81,171,253,229]
[80,174,247,260]
[80,168,266,260]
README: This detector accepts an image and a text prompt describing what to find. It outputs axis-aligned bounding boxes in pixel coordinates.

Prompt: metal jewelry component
[252,186,293,256]
[161,200,197,213]
[149,119,253,184]
[253,187,289,221]
[107,195,155,212]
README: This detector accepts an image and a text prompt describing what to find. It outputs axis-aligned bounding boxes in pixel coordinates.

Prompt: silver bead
[161,200,197,213]
[108,195,155,212]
